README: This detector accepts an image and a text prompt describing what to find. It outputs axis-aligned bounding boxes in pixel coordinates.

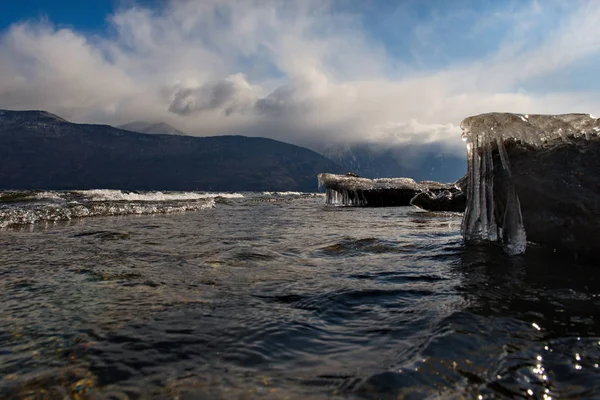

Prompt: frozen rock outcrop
[317,173,455,207]
[410,189,466,212]
[460,112,600,258]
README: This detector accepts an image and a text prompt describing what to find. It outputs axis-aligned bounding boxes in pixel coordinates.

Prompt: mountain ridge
[0,109,343,191]
[117,120,187,136]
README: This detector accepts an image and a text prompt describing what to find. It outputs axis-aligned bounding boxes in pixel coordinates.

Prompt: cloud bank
[1,0,600,154]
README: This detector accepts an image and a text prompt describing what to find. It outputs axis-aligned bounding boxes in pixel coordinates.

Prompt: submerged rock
[317,173,455,207]
[460,112,600,258]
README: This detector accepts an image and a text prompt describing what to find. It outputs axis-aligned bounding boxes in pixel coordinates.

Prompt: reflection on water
[1,194,600,399]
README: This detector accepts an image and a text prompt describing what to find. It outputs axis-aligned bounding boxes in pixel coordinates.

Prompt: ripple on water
[316,237,417,257]
[3,198,600,398]
[71,230,131,240]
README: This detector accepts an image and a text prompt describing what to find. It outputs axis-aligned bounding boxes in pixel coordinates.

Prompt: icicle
[461,131,497,243]
[502,184,526,255]
[496,138,510,171]
[317,173,426,207]
[460,112,600,255]
[483,134,497,241]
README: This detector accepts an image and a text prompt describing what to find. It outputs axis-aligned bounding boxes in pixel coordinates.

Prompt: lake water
[1,191,599,399]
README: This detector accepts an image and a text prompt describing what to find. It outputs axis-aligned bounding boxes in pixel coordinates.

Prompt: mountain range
[117,119,467,183]
[0,109,466,191]
[0,110,343,191]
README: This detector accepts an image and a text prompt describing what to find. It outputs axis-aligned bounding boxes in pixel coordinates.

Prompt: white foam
[75,189,243,202]
[0,198,215,228]
[34,191,64,201]
[201,193,245,199]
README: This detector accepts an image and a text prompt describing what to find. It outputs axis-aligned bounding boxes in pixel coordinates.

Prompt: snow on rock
[317,173,455,207]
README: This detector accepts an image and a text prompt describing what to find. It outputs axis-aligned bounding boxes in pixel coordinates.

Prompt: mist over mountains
[314,142,466,182]
[0,109,467,192]
[115,118,468,183]
[117,121,187,136]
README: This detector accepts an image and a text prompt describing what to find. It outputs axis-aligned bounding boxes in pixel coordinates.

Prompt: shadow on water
[357,244,600,399]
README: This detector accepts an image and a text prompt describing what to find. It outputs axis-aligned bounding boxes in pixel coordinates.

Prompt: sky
[1,0,600,155]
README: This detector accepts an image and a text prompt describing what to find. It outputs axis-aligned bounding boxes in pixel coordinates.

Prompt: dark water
[2,192,600,399]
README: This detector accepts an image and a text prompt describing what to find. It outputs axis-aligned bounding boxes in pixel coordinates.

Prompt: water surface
[1,192,599,399]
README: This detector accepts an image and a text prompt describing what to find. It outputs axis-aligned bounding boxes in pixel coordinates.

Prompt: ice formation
[410,190,466,213]
[317,173,453,207]
[460,112,600,255]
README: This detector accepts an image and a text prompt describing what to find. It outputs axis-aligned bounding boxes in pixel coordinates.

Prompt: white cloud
[168,73,260,116]
[1,0,600,155]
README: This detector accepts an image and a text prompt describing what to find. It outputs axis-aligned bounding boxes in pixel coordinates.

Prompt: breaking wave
[73,189,244,201]
[0,190,244,203]
[0,190,325,228]
[0,189,224,228]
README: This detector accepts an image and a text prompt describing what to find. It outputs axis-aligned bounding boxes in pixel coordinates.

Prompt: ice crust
[460,112,600,255]
[317,173,452,206]
[318,174,420,191]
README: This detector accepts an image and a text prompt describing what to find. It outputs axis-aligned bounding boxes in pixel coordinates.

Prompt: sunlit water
[1,191,600,399]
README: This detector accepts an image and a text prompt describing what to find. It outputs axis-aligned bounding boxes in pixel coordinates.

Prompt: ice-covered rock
[460,112,600,258]
[317,173,455,207]
[410,190,466,212]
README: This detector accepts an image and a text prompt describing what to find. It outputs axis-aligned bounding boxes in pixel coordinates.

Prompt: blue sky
[0,1,114,33]
[0,0,599,152]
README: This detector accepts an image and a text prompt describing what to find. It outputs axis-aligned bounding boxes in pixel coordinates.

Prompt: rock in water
[460,112,600,258]
[410,190,466,212]
[317,173,455,207]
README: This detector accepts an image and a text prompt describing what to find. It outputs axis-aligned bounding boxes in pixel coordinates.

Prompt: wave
[0,191,63,203]
[0,190,331,204]
[0,189,224,228]
[0,190,244,203]
[0,189,325,228]
[0,198,215,228]
[73,189,244,201]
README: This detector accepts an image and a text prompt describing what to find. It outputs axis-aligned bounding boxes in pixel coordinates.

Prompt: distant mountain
[0,109,67,124]
[117,121,187,136]
[0,109,343,191]
[314,142,466,182]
